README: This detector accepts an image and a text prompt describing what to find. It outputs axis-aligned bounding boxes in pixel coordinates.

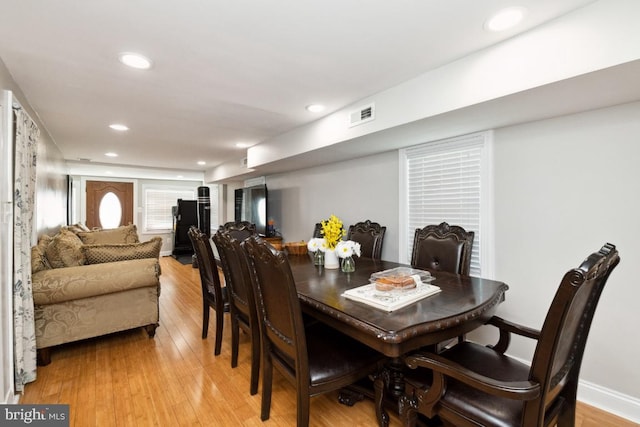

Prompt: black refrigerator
[172,199,197,256]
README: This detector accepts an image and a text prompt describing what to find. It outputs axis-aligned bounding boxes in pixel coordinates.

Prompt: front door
[86,180,134,229]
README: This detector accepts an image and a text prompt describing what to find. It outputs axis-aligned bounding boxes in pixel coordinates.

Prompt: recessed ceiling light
[109,123,129,131]
[105,152,118,157]
[118,52,153,70]
[197,161,206,166]
[485,7,526,32]
[306,104,325,113]
[235,142,251,148]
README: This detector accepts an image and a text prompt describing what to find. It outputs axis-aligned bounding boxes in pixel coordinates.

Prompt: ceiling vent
[349,103,375,128]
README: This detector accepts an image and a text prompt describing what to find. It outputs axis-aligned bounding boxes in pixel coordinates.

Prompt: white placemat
[342,281,441,312]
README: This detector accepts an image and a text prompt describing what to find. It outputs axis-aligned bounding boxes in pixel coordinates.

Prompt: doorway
[86,181,134,229]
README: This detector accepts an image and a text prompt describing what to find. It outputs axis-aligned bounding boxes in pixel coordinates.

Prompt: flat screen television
[234,184,269,236]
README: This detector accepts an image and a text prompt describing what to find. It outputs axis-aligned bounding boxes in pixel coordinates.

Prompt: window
[399,131,493,277]
[98,192,122,229]
[143,185,220,233]
[144,188,196,232]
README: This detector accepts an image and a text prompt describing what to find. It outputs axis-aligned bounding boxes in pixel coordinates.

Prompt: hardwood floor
[20,256,637,426]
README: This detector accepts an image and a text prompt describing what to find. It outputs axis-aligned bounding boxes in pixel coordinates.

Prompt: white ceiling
[0,0,599,178]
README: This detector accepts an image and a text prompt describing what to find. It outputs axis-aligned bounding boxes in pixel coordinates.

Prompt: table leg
[368,356,402,427]
[340,357,435,427]
[372,369,391,427]
[387,357,407,398]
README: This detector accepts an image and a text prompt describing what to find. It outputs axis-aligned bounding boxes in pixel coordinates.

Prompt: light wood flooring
[20,256,637,426]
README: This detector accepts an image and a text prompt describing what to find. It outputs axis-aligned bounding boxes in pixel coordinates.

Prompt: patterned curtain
[13,108,39,391]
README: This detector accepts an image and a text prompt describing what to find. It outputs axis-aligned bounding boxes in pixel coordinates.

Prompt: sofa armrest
[33,258,160,305]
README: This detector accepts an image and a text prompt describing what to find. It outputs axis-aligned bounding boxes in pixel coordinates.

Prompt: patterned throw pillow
[76,224,140,244]
[45,229,86,268]
[31,234,53,273]
[82,237,162,265]
[63,223,91,234]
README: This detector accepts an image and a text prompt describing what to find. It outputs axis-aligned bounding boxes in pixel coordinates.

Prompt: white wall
[1,59,66,404]
[492,101,640,406]
[253,101,640,421]
[266,150,399,261]
[72,176,205,255]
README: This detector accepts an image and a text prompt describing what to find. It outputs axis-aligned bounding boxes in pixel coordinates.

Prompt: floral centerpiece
[320,214,346,250]
[335,240,361,258]
[307,237,327,253]
[307,215,360,271]
[307,237,327,265]
[335,240,361,273]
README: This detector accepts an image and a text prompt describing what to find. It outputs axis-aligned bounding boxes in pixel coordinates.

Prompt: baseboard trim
[502,351,640,423]
[3,389,19,404]
[578,379,640,423]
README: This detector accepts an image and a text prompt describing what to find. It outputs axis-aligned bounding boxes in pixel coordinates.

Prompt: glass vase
[313,250,324,266]
[341,256,355,273]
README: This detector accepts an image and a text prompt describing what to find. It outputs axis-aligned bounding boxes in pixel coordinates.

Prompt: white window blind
[402,132,490,276]
[144,188,195,232]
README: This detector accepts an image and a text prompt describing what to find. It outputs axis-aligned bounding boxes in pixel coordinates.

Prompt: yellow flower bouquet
[320,214,346,250]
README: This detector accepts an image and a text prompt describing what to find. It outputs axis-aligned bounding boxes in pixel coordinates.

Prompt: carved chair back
[346,220,386,259]
[312,222,323,238]
[219,220,257,241]
[411,222,474,275]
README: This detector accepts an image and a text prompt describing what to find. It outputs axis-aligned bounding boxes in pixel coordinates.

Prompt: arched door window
[98,192,122,229]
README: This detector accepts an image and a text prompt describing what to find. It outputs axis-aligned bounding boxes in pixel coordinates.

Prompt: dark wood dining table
[287,254,508,357]
[286,254,509,426]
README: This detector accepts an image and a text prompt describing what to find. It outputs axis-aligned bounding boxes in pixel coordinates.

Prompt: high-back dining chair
[346,220,386,259]
[400,243,620,427]
[242,236,385,427]
[188,226,228,355]
[219,220,257,241]
[411,222,474,275]
[211,230,260,395]
[312,222,323,238]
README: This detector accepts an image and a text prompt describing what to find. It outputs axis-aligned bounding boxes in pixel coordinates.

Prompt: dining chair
[312,222,323,238]
[400,243,620,427]
[188,226,228,355]
[412,222,475,352]
[211,230,260,395]
[242,236,385,427]
[219,220,257,241]
[346,220,386,259]
[411,222,474,275]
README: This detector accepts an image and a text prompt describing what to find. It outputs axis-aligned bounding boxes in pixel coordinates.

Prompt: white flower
[336,240,361,258]
[307,238,327,252]
[352,241,361,257]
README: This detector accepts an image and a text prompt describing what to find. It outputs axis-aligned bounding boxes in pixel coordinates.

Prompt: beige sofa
[30,224,162,365]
